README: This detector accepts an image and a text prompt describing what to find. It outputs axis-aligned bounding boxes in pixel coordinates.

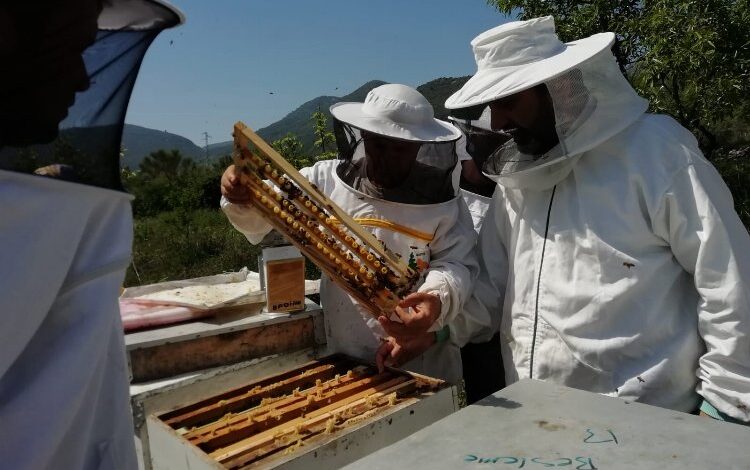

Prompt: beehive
[147,355,456,469]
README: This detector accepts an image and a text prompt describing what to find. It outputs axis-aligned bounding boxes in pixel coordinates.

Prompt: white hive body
[148,355,456,469]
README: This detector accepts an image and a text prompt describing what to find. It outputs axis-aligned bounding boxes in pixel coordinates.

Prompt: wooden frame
[232,122,418,318]
[149,355,455,470]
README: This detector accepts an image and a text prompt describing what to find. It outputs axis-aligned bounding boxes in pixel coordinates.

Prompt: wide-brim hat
[99,0,185,31]
[331,84,462,142]
[445,16,614,110]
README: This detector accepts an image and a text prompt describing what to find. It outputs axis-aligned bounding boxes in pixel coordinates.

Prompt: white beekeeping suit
[455,132,492,232]
[451,108,498,233]
[223,84,481,383]
[461,189,491,233]
[447,16,750,422]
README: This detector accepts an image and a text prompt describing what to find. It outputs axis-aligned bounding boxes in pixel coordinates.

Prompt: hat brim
[330,102,462,142]
[99,0,185,31]
[445,32,615,110]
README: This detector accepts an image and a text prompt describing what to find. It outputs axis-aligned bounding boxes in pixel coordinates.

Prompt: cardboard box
[262,246,305,313]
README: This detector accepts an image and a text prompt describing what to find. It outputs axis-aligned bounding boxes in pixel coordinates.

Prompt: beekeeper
[221,84,482,383]
[448,16,750,423]
[0,1,183,468]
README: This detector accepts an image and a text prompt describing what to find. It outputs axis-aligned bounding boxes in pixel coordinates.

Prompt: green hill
[122,124,203,168]
[418,76,471,120]
[126,76,472,164]
[206,80,388,159]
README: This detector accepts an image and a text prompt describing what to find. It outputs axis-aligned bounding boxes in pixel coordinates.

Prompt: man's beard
[508,125,559,156]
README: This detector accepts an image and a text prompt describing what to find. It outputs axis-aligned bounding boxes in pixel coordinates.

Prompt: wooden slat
[213,376,417,467]
[165,364,338,429]
[184,366,368,441]
[233,122,413,278]
[196,372,402,451]
[160,355,358,427]
[237,388,407,469]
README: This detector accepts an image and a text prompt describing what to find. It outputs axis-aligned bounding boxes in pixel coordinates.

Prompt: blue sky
[125,1,511,146]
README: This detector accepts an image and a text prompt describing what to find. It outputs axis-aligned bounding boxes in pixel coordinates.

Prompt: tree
[124,149,220,217]
[632,0,749,154]
[311,110,337,161]
[271,132,313,169]
[213,154,234,171]
[138,149,194,178]
[487,0,750,156]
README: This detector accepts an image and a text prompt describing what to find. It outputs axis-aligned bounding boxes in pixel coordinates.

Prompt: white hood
[484,49,648,190]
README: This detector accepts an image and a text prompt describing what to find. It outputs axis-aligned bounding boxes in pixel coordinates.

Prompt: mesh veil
[333,118,459,204]
[480,49,649,189]
[0,1,181,190]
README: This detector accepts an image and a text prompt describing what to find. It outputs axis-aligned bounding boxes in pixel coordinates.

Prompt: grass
[125,208,321,286]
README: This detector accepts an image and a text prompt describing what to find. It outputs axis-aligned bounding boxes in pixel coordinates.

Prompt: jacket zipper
[529,185,556,379]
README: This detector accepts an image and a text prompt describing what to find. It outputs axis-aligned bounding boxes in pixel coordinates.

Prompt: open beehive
[148,355,456,469]
[232,122,419,318]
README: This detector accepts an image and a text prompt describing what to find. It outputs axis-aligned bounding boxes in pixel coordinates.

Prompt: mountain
[125,76,472,165]
[260,80,388,148]
[206,80,388,158]
[417,76,471,120]
[121,124,203,168]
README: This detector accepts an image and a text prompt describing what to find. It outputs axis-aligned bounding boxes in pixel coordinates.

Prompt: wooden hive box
[147,355,458,469]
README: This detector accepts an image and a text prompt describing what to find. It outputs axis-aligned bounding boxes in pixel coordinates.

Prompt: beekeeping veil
[0,0,184,190]
[446,16,648,191]
[448,106,507,191]
[330,84,463,204]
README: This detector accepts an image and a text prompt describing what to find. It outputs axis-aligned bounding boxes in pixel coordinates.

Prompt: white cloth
[461,189,491,233]
[466,113,750,421]
[456,133,472,162]
[457,189,497,347]
[0,171,137,469]
[222,159,480,383]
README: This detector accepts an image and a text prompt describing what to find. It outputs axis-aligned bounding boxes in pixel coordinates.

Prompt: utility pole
[202,131,211,163]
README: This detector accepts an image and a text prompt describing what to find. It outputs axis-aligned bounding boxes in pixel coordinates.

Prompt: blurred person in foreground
[0,1,183,468]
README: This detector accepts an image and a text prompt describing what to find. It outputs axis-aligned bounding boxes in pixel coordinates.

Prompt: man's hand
[376,333,437,373]
[220,165,253,204]
[378,292,442,340]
